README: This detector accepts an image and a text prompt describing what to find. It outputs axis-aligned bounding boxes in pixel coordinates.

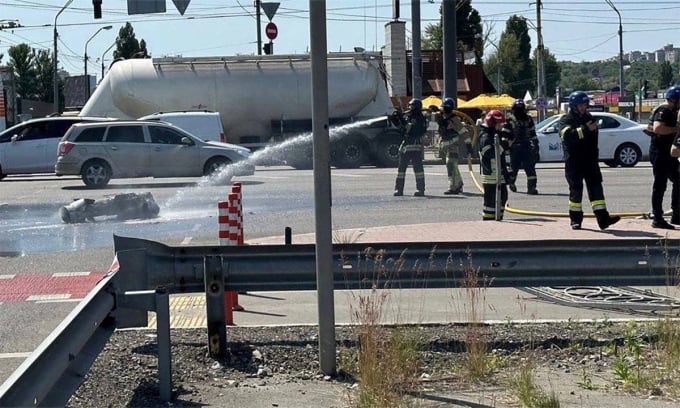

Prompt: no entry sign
[265,22,278,40]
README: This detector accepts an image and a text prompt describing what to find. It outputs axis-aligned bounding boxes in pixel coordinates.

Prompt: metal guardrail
[1,234,679,406]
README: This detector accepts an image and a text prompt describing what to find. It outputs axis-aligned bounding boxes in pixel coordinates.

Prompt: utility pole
[411,0,422,99]
[442,0,457,106]
[255,0,262,55]
[535,0,546,121]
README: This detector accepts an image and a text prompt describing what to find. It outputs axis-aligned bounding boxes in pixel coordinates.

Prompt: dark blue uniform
[558,110,617,230]
[648,103,679,226]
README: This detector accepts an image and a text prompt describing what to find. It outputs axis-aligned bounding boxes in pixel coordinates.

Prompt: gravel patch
[68,321,680,407]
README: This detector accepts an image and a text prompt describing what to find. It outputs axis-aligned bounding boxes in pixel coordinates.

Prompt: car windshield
[535,115,560,130]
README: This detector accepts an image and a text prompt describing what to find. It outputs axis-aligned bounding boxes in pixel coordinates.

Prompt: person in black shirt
[648,85,680,229]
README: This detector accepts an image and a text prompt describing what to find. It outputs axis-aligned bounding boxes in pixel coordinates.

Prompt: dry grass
[339,248,423,407]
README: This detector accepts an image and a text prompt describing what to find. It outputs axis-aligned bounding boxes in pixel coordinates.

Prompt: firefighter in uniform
[435,97,474,194]
[647,85,680,229]
[392,98,428,196]
[479,110,513,220]
[503,99,539,195]
[558,91,620,230]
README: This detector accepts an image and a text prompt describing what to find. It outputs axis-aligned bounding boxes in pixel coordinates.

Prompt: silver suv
[55,120,254,188]
[0,116,111,179]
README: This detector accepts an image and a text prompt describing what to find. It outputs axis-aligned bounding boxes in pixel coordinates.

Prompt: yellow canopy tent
[459,94,515,110]
[421,95,468,110]
[421,95,442,110]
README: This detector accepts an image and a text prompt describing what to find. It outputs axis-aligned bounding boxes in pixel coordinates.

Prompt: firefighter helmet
[484,110,506,127]
[441,97,455,109]
[665,85,680,101]
[568,91,590,109]
[408,98,423,111]
[511,99,526,110]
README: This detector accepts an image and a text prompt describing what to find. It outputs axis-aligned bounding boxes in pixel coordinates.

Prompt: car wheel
[0,165,5,180]
[615,143,641,167]
[81,160,111,188]
[203,157,232,176]
[373,133,401,167]
[331,135,368,169]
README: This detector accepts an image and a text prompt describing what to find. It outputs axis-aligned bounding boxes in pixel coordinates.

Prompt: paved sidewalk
[247,217,679,245]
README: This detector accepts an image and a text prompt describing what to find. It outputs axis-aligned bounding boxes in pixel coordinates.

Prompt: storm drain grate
[521,286,680,316]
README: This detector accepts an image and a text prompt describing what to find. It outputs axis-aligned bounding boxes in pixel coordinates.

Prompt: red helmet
[484,110,506,127]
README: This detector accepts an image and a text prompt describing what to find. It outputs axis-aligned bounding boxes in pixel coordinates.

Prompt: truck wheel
[81,160,111,188]
[373,137,401,167]
[332,136,368,169]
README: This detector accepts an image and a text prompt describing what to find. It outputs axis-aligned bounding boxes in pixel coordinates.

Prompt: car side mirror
[544,125,557,134]
[10,134,19,142]
[181,137,193,145]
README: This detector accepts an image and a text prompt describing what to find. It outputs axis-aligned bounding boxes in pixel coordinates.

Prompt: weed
[333,228,365,244]
[577,366,596,390]
[508,362,560,408]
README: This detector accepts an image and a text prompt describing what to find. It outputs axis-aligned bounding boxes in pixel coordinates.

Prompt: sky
[2,0,680,80]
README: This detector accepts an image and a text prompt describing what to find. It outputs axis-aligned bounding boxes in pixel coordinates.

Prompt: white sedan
[535,112,649,167]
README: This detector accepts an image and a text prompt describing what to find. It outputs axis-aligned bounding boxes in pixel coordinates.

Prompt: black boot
[595,209,620,230]
[569,210,583,230]
[652,218,675,230]
[671,212,680,225]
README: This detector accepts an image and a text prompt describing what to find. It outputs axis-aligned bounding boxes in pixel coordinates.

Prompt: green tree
[484,33,523,95]
[113,23,150,59]
[34,49,55,103]
[7,44,38,99]
[422,2,483,64]
[533,47,561,97]
[500,16,532,98]
[658,61,674,88]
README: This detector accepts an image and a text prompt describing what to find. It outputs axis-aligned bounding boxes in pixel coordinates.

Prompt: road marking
[52,272,92,277]
[26,294,71,302]
[0,272,105,303]
[36,298,82,304]
[0,352,32,359]
[331,173,367,178]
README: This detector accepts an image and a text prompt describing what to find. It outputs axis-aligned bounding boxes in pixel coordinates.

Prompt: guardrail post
[156,287,171,402]
[204,255,227,358]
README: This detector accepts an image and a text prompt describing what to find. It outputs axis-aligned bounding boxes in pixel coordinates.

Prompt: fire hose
[456,110,648,219]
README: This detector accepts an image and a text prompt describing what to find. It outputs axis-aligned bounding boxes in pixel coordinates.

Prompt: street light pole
[53,0,73,114]
[84,25,113,98]
[101,41,116,81]
[606,0,624,97]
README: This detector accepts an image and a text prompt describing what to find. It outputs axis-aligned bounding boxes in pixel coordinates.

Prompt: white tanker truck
[80,52,403,169]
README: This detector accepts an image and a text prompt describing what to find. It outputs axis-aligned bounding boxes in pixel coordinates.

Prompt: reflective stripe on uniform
[569,201,583,211]
[559,126,571,140]
[577,126,585,140]
[591,199,607,211]
[402,144,424,152]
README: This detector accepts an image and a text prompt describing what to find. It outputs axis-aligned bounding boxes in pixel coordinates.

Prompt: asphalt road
[0,158,670,385]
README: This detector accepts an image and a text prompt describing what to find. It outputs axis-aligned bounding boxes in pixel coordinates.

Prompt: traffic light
[641,80,649,98]
[263,42,273,55]
[93,0,102,19]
